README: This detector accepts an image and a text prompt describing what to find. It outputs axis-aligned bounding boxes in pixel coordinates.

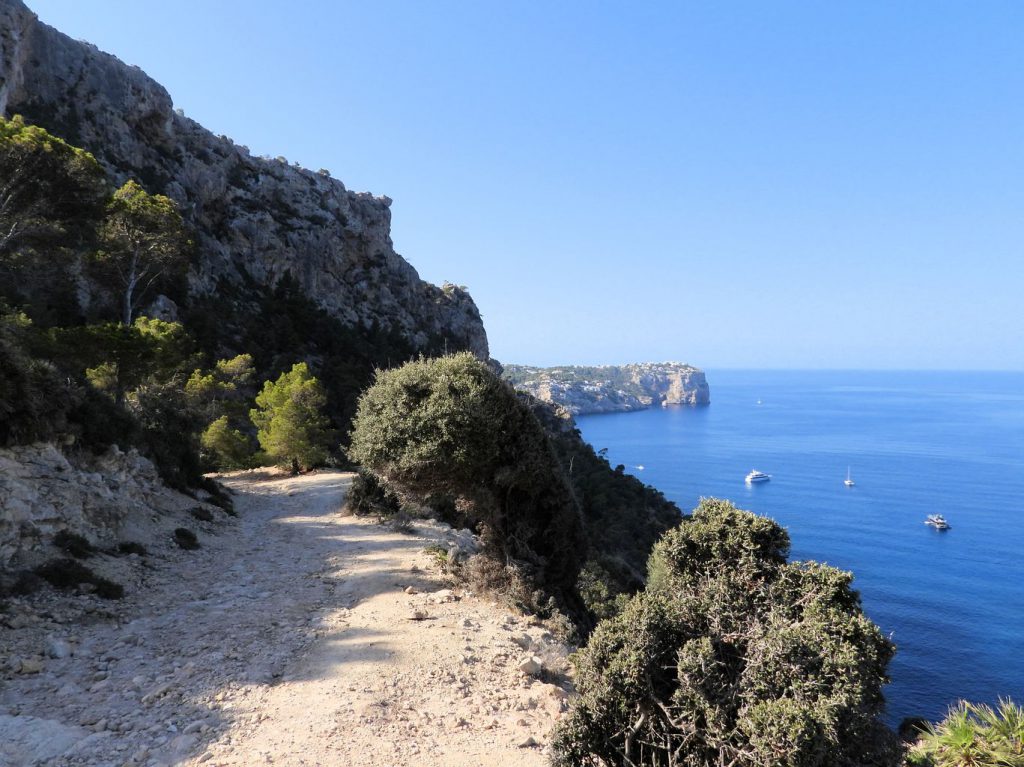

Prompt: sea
[575,370,1024,726]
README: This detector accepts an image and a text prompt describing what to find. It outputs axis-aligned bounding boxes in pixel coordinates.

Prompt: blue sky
[29,1,1024,369]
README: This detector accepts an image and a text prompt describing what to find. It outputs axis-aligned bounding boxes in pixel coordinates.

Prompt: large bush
[552,498,900,767]
[348,353,586,615]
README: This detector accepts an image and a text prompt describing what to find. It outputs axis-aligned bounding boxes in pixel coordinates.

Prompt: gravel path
[1,471,570,766]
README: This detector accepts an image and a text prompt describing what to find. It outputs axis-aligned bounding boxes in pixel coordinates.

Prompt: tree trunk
[122,285,134,326]
[122,248,139,326]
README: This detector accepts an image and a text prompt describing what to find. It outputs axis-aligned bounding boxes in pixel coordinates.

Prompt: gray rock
[46,636,72,659]
[0,714,89,762]
[517,657,543,677]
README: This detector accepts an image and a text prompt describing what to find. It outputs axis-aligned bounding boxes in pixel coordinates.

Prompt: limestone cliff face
[0,0,487,357]
[505,362,710,416]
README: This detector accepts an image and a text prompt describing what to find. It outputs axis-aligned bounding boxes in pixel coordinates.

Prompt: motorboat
[844,467,855,487]
[745,470,771,483]
[925,514,950,530]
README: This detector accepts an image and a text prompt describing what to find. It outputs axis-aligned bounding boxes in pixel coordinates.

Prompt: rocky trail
[0,471,571,766]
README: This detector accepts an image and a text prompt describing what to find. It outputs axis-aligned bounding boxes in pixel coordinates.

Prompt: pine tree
[250,363,331,472]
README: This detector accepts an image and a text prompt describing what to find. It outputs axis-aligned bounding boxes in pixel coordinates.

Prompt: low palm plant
[973,699,1024,760]
[908,699,1024,766]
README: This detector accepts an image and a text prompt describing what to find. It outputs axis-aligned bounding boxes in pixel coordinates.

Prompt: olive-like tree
[348,352,585,614]
[552,498,901,767]
[97,180,189,326]
[250,362,331,473]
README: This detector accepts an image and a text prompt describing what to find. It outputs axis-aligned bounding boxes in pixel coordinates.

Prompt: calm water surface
[576,370,1024,724]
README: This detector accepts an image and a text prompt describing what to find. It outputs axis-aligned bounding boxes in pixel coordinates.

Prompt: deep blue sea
[575,370,1024,725]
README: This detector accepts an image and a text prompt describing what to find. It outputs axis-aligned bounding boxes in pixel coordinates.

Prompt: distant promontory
[504,362,710,415]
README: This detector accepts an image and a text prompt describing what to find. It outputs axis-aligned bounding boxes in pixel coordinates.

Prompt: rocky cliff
[505,362,710,416]
[0,0,487,357]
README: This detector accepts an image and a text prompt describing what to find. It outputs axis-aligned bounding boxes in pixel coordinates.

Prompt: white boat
[745,470,771,483]
[925,514,951,530]
[844,467,855,487]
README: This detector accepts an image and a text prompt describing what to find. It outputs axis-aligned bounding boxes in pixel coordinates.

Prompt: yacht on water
[745,470,771,483]
[925,514,951,530]
[844,467,855,487]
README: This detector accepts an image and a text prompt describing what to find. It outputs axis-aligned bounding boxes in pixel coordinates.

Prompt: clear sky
[27,1,1024,369]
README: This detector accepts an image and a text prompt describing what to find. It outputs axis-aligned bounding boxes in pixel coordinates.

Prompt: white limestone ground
[0,471,572,766]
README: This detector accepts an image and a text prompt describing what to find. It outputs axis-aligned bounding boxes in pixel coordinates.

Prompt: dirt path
[0,471,569,767]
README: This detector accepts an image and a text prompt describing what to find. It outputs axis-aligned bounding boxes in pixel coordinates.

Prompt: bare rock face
[505,362,710,416]
[0,443,183,568]
[0,0,488,357]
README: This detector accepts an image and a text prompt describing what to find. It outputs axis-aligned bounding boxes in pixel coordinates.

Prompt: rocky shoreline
[504,362,710,416]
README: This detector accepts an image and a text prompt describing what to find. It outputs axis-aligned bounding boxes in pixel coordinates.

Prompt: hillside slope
[0,0,486,357]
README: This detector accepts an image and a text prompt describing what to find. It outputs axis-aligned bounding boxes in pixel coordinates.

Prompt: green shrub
[53,530,95,559]
[197,476,236,516]
[173,528,199,550]
[116,541,147,556]
[189,506,215,522]
[33,558,124,599]
[347,470,403,518]
[348,353,586,619]
[552,498,900,767]
[530,399,683,619]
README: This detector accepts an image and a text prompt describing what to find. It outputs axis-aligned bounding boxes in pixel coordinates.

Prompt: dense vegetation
[552,498,901,767]
[0,115,450,484]
[907,699,1024,766]
[349,353,587,619]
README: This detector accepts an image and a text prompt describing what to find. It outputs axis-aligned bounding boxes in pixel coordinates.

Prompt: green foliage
[349,353,586,616]
[909,699,1024,766]
[127,379,203,489]
[0,115,106,258]
[183,276,456,457]
[96,180,190,325]
[50,317,197,403]
[531,402,683,618]
[251,362,331,471]
[347,470,403,518]
[200,415,253,470]
[552,498,900,767]
[0,310,78,446]
[187,353,258,469]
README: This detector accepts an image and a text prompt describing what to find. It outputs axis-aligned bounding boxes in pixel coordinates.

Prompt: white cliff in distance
[504,362,710,416]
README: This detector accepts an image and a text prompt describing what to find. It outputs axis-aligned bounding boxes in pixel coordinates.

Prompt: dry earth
[0,471,573,766]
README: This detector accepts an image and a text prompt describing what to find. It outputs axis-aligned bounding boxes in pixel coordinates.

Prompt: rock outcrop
[0,443,194,569]
[0,0,488,357]
[505,362,710,416]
